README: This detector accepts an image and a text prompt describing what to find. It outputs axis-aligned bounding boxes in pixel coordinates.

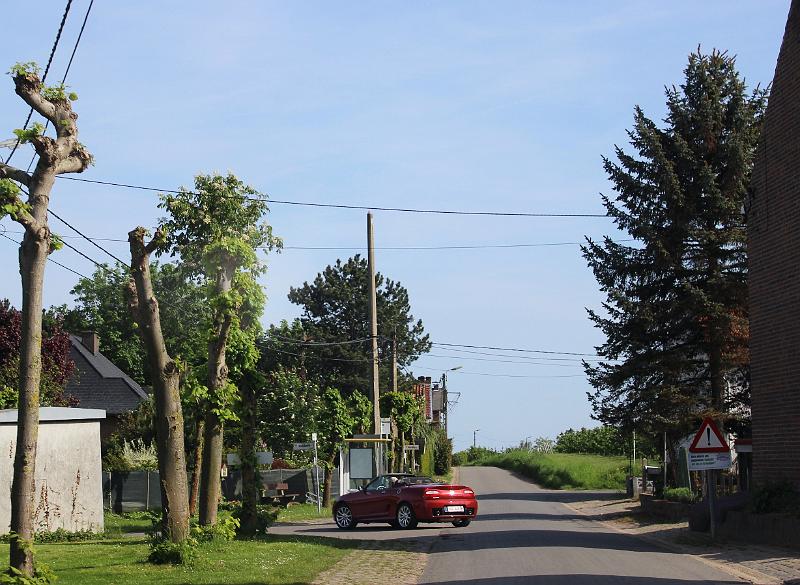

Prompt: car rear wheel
[334,504,357,530]
[452,519,471,527]
[396,503,417,529]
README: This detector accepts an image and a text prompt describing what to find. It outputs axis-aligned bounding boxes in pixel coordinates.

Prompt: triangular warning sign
[689,418,730,453]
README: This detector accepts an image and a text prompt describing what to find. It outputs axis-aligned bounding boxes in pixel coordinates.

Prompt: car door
[358,476,391,519]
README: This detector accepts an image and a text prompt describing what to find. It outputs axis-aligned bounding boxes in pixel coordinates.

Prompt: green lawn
[276,503,331,523]
[104,512,154,536]
[473,450,628,490]
[2,535,355,585]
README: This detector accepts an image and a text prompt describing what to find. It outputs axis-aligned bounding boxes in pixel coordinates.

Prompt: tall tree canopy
[55,262,209,386]
[583,50,767,438]
[274,255,431,397]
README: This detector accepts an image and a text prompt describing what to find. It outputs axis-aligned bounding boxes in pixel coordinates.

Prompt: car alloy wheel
[452,519,471,528]
[396,503,417,529]
[335,504,356,529]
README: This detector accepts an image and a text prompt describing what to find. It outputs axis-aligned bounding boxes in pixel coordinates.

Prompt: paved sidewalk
[311,538,431,585]
[567,496,800,584]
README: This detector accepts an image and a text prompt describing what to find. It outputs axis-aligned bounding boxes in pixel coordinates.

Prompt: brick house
[66,332,149,438]
[748,0,800,487]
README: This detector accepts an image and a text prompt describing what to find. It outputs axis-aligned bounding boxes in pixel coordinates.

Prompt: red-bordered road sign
[689,418,730,453]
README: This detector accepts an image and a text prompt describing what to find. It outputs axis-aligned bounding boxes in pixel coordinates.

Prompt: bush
[554,426,625,456]
[190,515,239,542]
[663,487,696,504]
[231,504,278,537]
[433,431,452,475]
[0,564,58,585]
[0,528,99,544]
[147,538,197,565]
[751,480,800,515]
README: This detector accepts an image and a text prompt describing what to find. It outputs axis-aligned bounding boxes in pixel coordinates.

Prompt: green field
[1,535,355,585]
[473,449,628,490]
[276,503,331,523]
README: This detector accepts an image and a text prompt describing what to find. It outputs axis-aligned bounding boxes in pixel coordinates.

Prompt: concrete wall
[0,418,104,533]
[748,0,800,488]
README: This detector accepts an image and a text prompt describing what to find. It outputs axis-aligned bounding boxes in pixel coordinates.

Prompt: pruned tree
[380,391,423,472]
[159,172,278,525]
[127,227,190,544]
[0,62,92,576]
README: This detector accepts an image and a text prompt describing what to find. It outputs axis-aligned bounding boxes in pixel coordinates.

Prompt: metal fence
[104,467,332,512]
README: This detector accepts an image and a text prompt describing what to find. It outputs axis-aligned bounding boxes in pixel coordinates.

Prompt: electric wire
[5,0,74,164]
[0,228,88,279]
[56,176,608,218]
[47,207,130,267]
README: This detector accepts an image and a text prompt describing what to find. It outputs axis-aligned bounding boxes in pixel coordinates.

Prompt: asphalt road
[420,466,742,585]
[270,466,745,584]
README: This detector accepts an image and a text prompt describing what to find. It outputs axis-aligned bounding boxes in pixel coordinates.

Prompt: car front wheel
[334,504,357,530]
[396,503,418,529]
[452,519,471,527]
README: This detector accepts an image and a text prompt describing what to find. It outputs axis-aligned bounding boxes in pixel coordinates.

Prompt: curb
[564,501,780,585]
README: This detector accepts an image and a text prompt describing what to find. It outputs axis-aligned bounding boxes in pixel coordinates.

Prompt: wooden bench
[260,483,300,506]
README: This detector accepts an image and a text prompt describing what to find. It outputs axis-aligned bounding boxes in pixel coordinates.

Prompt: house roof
[66,335,149,415]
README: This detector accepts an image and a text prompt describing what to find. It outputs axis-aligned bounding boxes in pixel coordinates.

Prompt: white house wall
[0,420,104,534]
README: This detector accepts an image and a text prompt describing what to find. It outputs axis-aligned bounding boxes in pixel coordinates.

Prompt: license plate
[444,505,464,513]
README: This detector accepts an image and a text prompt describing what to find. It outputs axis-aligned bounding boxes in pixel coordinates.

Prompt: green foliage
[0,179,27,223]
[663,487,696,504]
[583,49,766,436]
[147,539,197,565]
[453,446,497,466]
[472,449,628,490]
[555,426,625,456]
[8,62,40,77]
[750,480,800,515]
[231,504,278,537]
[380,391,422,435]
[13,123,44,144]
[0,564,57,585]
[48,234,63,253]
[40,84,67,102]
[256,367,320,457]
[278,255,431,398]
[432,428,452,475]
[0,529,97,544]
[420,443,435,477]
[190,516,239,542]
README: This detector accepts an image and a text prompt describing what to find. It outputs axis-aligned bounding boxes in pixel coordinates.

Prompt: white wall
[0,419,104,534]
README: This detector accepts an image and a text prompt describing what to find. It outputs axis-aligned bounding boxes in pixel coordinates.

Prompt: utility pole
[442,372,448,437]
[367,213,381,474]
[473,429,480,449]
[391,332,398,392]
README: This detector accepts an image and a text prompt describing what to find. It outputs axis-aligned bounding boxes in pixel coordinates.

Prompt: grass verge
[472,449,628,490]
[1,535,356,585]
[276,503,331,523]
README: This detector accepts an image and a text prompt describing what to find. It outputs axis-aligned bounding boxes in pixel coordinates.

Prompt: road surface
[270,466,744,583]
[420,466,742,584]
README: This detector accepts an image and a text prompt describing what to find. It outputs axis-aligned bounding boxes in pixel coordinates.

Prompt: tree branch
[13,73,56,122]
[0,163,31,186]
[145,228,165,255]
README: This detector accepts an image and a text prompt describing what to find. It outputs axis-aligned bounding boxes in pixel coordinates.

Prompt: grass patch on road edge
[1,534,356,585]
[471,449,628,490]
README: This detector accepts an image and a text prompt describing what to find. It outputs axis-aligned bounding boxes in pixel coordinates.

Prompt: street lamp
[473,429,480,449]
[441,366,462,437]
[525,436,533,450]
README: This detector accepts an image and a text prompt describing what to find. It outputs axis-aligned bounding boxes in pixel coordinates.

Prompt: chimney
[81,331,100,354]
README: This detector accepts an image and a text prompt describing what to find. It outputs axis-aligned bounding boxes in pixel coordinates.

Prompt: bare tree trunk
[1,68,93,576]
[322,455,336,508]
[128,227,190,543]
[198,259,236,526]
[239,376,259,536]
[188,418,204,517]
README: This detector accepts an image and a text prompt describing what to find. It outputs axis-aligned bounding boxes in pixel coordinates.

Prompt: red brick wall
[749,0,800,487]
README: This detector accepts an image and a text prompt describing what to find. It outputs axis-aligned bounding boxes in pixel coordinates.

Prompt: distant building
[412,376,433,422]
[748,0,800,487]
[66,332,149,438]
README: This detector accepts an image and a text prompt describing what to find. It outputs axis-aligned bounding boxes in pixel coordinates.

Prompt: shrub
[751,480,800,515]
[147,539,197,565]
[554,426,625,456]
[0,528,98,544]
[231,504,278,536]
[0,564,58,585]
[433,430,452,475]
[190,515,239,542]
[663,487,695,504]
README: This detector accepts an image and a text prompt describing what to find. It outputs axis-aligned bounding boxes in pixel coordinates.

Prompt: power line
[56,176,608,218]
[267,334,372,346]
[429,344,605,363]
[48,208,130,267]
[0,229,88,279]
[6,0,74,164]
[432,341,600,358]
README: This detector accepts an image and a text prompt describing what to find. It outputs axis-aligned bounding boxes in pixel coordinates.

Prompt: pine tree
[583,50,767,440]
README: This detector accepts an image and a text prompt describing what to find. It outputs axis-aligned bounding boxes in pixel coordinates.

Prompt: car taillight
[424,489,441,499]
[463,489,474,496]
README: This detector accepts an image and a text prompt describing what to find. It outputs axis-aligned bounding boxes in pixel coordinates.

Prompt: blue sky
[0,1,790,451]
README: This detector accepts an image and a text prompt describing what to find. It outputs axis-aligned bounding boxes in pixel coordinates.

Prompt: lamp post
[473,429,480,449]
[525,436,533,451]
[442,366,462,437]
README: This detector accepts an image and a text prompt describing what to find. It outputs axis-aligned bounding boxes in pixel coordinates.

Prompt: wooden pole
[367,213,381,474]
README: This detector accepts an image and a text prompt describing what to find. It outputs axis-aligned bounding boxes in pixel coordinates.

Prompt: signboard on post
[688,418,731,470]
[403,444,420,451]
[293,442,313,451]
[380,417,392,436]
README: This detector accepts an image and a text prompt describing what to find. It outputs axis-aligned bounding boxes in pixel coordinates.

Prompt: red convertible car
[333,473,478,530]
